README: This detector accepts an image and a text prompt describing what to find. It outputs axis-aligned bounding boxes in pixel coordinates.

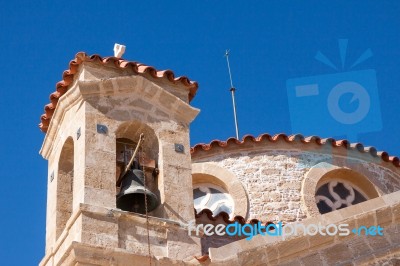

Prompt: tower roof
[39,52,198,133]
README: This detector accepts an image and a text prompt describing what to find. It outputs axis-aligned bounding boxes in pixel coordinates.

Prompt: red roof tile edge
[190,133,400,168]
[39,52,198,133]
[195,208,275,226]
[194,255,210,263]
[193,210,277,260]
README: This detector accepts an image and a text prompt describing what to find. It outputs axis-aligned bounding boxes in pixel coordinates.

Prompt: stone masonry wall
[194,149,400,223]
[40,63,202,265]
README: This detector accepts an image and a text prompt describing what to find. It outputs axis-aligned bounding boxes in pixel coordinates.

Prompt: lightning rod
[224,49,240,139]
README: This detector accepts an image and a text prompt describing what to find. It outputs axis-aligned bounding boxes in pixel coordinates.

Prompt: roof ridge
[191,133,400,168]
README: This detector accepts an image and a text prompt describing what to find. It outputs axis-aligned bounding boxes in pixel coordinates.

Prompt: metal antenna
[224,49,240,139]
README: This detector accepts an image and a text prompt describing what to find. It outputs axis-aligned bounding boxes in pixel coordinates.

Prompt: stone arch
[116,121,159,178]
[301,162,380,217]
[56,137,74,239]
[115,121,160,212]
[115,121,159,160]
[192,162,249,218]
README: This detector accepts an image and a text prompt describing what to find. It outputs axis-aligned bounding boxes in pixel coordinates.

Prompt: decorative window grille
[315,180,368,214]
[193,185,234,217]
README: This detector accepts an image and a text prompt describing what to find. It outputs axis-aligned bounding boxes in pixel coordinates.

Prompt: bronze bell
[117,169,159,214]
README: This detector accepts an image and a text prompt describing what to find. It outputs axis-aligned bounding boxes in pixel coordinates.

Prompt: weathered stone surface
[192,148,400,223]
[300,253,323,266]
[321,243,354,265]
[40,59,400,266]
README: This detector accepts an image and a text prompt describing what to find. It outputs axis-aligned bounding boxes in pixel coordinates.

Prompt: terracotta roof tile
[194,255,210,263]
[191,133,400,168]
[39,52,198,133]
[195,208,276,226]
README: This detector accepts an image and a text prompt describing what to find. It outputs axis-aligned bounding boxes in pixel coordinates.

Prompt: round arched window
[193,184,234,217]
[302,163,380,217]
[315,180,368,214]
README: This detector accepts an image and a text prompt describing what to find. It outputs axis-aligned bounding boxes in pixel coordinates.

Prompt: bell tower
[39,52,202,265]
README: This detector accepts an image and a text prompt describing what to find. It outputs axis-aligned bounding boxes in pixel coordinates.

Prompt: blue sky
[0,1,399,264]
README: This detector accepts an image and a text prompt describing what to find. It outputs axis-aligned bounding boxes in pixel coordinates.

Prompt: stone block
[392,202,400,224]
[300,252,324,265]
[276,236,309,259]
[84,167,115,190]
[321,210,345,226]
[99,79,115,94]
[336,217,357,242]
[278,259,304,266]
[346,236,371,259]
[131,98,152,110]
[308,232,335,250]
[367,235,393,252]
[237,248,268,266]
[382,190,400,205]
[355,212,376,229]
[158,91,177,110]
[84,187,116,208]
[209,241,242,261]
[359,196,385,213]
[155,109,169,119]
[166,228,201,260]
[321,243,353,265]
[82,214,118,236]
[387,224,400,245]
[81,231,118,249]
[338,204,364,220]
[376,206,393,226]
[115,76,142,94]
[264,245,280,264]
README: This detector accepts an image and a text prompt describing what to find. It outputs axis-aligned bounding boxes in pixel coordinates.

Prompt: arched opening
[192,163,249,218]
[115,121,160,214]
[315,168,379,214]
[301,162,380,216]
[193,183,235,218]
[56,137,74,239]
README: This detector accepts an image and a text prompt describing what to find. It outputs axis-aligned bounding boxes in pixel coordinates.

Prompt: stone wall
[193,147,400,223]
[207,190,400,266]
